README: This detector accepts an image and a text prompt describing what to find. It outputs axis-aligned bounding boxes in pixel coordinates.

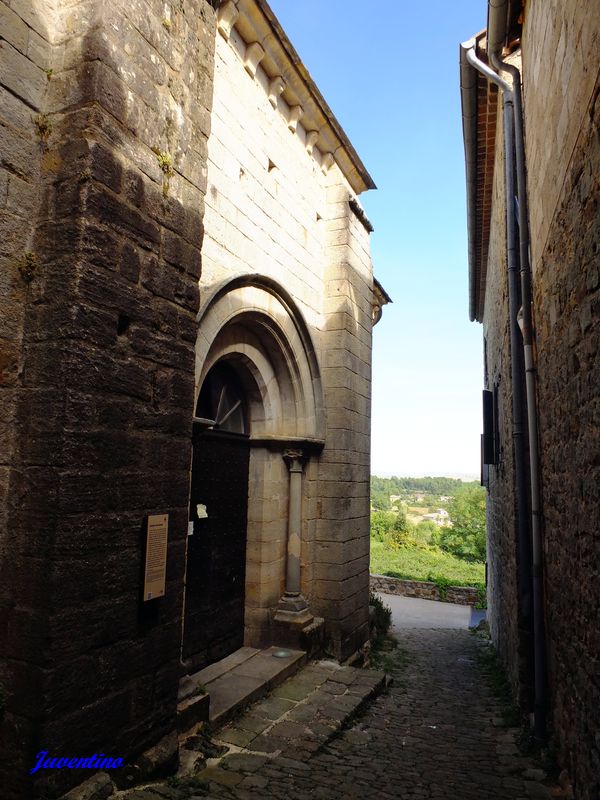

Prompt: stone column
[275,449,313,623]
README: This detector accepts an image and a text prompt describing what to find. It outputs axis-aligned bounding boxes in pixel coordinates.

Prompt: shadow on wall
[1,3,55,797]
[1,1,217,798]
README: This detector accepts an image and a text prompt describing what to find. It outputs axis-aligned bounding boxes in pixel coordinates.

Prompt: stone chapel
[0,0,388,796]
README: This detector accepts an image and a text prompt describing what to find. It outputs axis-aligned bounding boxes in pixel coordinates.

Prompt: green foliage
[440,484,487,562]
[369,591,392,638]
[475,638,521,727]
[426,573,453,600]
[370,477,487,602]
[389,508,414,549]
[370,487,391,510]
[474,586,487,609]
[370,511,397,542]
[370,541,485,591]
[412,520,439,547]
[371,475,472,497]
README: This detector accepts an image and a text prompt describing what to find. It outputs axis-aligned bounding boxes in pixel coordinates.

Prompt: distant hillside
[371,475,479,510]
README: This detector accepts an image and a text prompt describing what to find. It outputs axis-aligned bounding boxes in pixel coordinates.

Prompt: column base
[275,592,312,622]
[273,595,324,657]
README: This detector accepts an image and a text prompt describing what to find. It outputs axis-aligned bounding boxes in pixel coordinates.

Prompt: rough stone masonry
[0,1,217,797]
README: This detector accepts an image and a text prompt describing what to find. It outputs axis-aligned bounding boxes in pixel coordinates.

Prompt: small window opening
[268,159,277,172]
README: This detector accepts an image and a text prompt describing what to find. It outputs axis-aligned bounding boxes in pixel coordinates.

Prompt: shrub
[369,591,392,638]
[441,484,487,562]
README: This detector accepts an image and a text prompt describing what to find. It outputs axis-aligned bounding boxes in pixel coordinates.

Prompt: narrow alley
[116,622,561,800]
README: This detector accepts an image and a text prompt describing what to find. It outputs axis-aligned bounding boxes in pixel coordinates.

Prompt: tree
[370,511,397,542]
[371,488,391,511]
[413,520,439,547]
[440,485,487,561]
[389,508,414,549]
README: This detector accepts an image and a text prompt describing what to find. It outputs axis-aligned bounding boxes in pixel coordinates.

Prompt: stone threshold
[177,646,307,732]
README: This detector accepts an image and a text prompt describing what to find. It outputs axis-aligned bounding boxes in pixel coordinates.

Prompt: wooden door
[183,427,250,667]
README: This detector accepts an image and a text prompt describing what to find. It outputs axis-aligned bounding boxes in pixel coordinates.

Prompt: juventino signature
[30,751,124,775]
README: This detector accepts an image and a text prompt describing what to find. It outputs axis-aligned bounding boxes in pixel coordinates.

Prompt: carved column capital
[283,448,307,471]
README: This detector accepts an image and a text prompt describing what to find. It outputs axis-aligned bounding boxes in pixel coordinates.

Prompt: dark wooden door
[183,427,250,667]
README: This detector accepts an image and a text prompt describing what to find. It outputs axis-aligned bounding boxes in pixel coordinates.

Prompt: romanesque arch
[183,275,325,667]
[194,274,325,442]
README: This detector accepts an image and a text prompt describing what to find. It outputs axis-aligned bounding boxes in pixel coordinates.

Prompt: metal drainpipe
[465,45,533,655]
[490,46,547,745]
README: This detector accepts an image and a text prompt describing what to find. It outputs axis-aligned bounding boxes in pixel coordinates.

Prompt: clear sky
[268,0,487,479]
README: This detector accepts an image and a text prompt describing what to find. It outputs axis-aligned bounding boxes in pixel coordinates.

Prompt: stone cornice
[217,0,376,195]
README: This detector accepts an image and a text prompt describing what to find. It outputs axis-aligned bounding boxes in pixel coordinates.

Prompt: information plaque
[143,514,168,601]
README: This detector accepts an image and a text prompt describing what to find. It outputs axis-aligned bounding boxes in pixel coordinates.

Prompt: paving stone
[252,696,296,719]
[234,714,271,735]
[320,680,347,695]
[247,734,287,754]
[196,766,244,787]
[286,703,316,723]
[219,753,267,773]
[271,680,317,701]
[217,726,257,748]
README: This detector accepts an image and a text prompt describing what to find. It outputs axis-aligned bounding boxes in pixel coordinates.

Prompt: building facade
[460,2,599,798]
[0,1,385,797]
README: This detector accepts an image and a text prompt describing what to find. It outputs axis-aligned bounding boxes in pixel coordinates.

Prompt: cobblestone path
[120,629,561,800]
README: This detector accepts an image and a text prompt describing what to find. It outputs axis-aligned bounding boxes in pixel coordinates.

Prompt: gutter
[462,42,533,708]
[459,40,479,322]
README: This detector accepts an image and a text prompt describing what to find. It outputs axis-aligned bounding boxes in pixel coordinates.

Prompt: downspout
[461,42,533,701]
[488,1,547,743]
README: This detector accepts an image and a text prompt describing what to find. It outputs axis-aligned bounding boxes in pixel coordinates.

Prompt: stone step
[177,646,307,733]
[202,660,387,764]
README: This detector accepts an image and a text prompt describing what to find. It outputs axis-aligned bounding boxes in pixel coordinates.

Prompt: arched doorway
[183,361,250,668]
[183,275,325,667]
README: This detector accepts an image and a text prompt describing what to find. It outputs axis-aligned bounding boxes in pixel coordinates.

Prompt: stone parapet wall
[370,574,480,606]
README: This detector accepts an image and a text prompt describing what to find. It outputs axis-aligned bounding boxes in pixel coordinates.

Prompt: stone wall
[0,1,217,797]
[196,15,374,662]
[522,2,600,794]
[481,1,600,797]
[370,575,481,606]
[315,185,374,659]
[522,0,600,275]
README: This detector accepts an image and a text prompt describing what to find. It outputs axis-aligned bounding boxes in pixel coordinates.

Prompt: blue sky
[268,1,487,478]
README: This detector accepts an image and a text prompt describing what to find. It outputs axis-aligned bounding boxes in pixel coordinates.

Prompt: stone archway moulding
[195,274,325,446]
